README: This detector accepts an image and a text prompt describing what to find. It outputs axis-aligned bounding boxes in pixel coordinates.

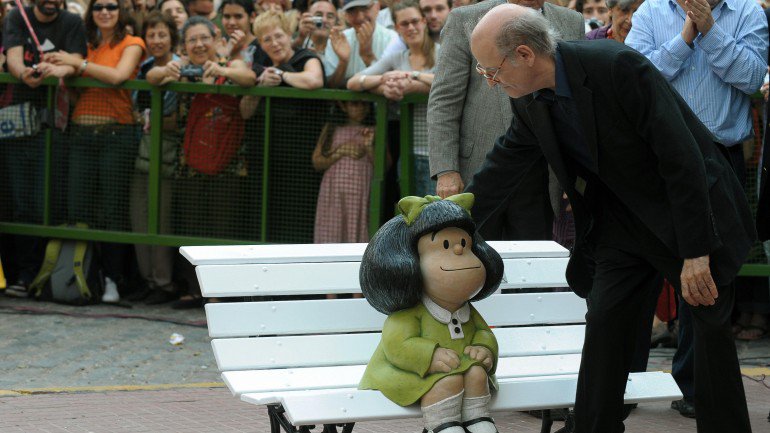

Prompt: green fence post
[261,97,271,243]
[43,84,53,225]
[399,101,414,197]
[147,87,164,235]
[369,97,388,236]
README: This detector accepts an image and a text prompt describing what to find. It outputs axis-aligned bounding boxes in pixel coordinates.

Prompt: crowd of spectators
[0,0,768,349]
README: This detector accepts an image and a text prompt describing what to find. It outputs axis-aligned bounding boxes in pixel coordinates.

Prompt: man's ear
[515,44,536,66]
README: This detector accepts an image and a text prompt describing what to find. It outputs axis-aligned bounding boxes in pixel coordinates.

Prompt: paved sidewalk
[0,380,768,432]
[0,297,768,432]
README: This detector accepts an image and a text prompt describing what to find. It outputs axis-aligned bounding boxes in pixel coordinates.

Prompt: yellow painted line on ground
[3,368,768,396]
[0,382,226,396]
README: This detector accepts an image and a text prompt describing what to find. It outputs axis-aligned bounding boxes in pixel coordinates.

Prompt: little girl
[312,100,376,244]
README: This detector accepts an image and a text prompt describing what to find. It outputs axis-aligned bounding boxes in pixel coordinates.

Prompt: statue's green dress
[358,301,499,406]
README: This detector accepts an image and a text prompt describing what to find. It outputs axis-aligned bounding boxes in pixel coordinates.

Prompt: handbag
[0,102,40,139]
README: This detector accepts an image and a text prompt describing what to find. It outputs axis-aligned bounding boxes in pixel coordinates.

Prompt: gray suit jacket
[428,1,585,187]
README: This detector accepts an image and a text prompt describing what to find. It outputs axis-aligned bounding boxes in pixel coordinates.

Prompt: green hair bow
[397,193,474,226]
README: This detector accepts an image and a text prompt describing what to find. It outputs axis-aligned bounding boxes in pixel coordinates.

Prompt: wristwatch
[410,70,421,81]
[274,68,284,82]
[78,60,89,75]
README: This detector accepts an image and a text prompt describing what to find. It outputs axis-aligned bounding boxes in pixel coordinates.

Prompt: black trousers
[573,238,751,433]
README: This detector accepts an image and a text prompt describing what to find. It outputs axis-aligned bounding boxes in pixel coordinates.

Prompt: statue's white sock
[422,390,465,433]
[462,394,497,433]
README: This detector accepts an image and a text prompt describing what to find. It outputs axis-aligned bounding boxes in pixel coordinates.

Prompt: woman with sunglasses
[48,0,146,304]
[347,0,438,197]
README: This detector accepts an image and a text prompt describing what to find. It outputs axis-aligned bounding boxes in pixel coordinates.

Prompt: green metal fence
[0,73,767,276]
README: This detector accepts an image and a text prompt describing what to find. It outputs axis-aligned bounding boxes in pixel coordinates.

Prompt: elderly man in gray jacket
[428,0,584,240]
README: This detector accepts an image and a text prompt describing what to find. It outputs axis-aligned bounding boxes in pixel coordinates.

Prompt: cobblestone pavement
[0,296,768,432]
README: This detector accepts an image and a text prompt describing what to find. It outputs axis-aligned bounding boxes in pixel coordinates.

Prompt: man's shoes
[5,281,30,298]
[125,286,152,302]
[144,286,179,305]
[671,399,696,418]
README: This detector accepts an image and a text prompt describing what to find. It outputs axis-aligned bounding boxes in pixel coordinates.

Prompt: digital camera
[180,64,205,78]
[311,16,324,28]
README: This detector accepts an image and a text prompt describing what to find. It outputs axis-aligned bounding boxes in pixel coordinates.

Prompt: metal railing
[0,73,767,276]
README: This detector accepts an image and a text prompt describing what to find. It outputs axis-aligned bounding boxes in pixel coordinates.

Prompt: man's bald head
[471,4,558,98]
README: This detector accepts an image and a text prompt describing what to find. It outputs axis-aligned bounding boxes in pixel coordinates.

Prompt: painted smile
[440,265,481,272]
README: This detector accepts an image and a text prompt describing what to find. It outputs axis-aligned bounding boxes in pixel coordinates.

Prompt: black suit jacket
[468,40,757,297]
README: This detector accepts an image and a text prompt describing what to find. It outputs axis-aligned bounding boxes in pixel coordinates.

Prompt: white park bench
[181,241,682,433]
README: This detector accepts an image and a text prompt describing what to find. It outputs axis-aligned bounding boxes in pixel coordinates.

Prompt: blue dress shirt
[625,0,768,146]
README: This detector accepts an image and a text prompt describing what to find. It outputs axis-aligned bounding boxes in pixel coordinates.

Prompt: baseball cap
[342,0,374,11]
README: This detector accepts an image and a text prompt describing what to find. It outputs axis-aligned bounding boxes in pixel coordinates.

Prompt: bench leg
[553,410,575,433]
[268,404,301,433]
[321,423,355,433]
[540,409,554,433]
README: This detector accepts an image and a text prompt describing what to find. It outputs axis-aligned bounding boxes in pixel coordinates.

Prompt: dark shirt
[3,7,87,107]
[534,49,596,174]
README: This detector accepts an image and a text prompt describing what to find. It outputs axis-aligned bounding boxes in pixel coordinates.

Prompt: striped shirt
[625,0,768,146]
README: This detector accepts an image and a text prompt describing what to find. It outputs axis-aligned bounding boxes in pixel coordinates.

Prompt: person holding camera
[293,0,338,57]
[2,0,87,299]
[46,0,146,303]
[146,16,256,86]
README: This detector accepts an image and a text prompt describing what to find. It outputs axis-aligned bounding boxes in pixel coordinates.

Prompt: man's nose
[453,243,463,255]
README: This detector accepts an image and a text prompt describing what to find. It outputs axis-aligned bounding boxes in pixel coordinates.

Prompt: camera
[180,64,204,78]
[31,64,42,78]
[311,16,324,28]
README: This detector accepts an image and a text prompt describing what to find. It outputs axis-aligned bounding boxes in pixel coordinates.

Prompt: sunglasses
[475,55,507,83]
[92,3,120,12]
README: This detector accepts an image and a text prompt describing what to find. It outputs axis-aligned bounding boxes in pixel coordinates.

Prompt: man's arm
[427,10,470,193]
[466,102,545,230]
[695,0,768,94]
[625,2,693,81]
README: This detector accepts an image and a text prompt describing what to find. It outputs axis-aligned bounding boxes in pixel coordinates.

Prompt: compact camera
[180,64,205,78]
[311,16,324,29]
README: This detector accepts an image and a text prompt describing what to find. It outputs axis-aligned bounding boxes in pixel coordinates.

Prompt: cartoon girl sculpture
[359,194,504,433]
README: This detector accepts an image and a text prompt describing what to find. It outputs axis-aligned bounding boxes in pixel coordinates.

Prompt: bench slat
[180,241,568,266]
[240,372,681,426]
[205,292,586,338]
[212,325,586,371]
[196,257,568,297]
[221,353,582,396]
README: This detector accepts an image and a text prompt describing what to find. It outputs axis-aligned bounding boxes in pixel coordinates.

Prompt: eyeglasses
[475,55,507,83]
[92,3,120,12]
[397,18,422,29]
[185,35,213,45]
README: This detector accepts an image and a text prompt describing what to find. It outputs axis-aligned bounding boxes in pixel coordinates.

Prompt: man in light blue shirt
[626,0,767,419]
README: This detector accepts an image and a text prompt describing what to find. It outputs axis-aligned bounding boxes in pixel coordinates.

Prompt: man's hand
[681,14,698,46]
[356,21,375,64]
[436,171,464,198]
[680,255,718,306]
[297,12,316,39]
[685,0,714,36]
[428,347,460,373]
[330,26,350,63]
[464,345,493,372]
[20,67,45,88]
[36,62,70,78]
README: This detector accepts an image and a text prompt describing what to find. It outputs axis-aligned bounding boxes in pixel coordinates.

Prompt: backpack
[182,78,244,175]
[30,237,103,306]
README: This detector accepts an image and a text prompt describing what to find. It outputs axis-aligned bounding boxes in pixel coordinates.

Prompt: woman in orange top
[48,0,146,303]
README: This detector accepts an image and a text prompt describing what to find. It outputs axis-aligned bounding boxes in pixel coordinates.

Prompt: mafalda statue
[359,193,504,433]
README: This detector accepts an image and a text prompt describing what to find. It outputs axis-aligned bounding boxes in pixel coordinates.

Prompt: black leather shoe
[422,421,467,433]
[671,399,696,418]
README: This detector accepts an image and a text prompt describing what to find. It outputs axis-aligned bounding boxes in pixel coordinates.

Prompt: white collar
[422,294,471,324]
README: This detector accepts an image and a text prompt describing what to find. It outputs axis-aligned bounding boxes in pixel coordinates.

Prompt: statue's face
[418,226,486,312]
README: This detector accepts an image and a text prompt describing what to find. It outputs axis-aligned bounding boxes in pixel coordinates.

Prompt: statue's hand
[428,347,461,373]
[464,345,493,372]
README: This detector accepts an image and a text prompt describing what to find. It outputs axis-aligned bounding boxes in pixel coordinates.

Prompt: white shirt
[322,23,397,82]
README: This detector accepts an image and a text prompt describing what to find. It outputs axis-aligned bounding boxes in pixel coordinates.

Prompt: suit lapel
[560,43,599,171]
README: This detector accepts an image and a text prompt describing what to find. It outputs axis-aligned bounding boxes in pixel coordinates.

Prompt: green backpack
[30,235,103,306]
